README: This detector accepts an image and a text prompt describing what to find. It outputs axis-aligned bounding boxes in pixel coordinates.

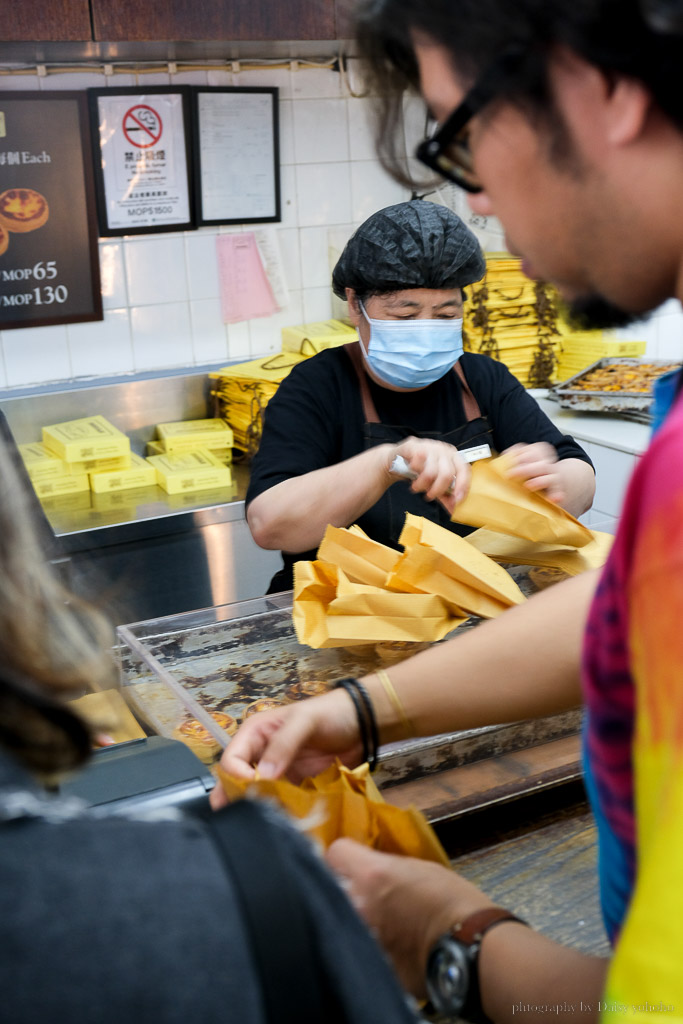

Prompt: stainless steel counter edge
[531,390,650,455]
[55,495,248,553]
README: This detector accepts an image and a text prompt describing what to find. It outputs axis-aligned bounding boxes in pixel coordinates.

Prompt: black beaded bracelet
[333,677,379,772]
[334,678,370,765]
[351,679,380,772]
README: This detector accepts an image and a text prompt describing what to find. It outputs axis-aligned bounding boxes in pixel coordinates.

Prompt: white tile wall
[295,161,353,226]
[184,233,222,301]
[3,325,71,386]
[350,160,409,223]
[67,309,134,378]
[303,285,334,323]
[189,299,229,364]
[125,236,189,306]
[292,98,349,164]
[130,302,192,369]
[3,62,683,394]
[300,226,333,289]
[278,100,295,166]
[99,242,128,310]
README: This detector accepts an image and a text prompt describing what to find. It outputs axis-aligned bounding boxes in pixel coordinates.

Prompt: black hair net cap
[332,200,486,299]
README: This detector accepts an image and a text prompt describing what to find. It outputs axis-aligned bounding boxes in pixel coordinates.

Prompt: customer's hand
[391,436,471,512]
[502,442,565,504]
[326,839,494,997]
[209,689,363,809]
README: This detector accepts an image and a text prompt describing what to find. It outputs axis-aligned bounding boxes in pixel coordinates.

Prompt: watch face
[426,937,470,1014]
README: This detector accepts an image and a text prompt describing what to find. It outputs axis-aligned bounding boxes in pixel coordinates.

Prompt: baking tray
[116,571,582,786]
[551,357,681,420]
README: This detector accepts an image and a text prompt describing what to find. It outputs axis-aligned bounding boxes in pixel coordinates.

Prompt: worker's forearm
[557,458,596,517]
[363,570,598,743]
[247,444,396,552]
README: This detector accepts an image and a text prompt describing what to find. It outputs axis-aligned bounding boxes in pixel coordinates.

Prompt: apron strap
[453,360,482,421]
[343,342,482,423]
[344,342,380,422]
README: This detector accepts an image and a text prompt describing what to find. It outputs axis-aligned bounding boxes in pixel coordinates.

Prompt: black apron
[344,343,495,550]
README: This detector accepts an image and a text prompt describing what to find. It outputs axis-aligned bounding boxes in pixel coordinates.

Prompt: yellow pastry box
[146,449,233,495]
[89,453,157,494]
[18,441,66,480]
[154,418,234,455]
[42,415,130,463]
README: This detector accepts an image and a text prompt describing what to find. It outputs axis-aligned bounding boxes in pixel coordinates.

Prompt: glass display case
[116,576,581,787]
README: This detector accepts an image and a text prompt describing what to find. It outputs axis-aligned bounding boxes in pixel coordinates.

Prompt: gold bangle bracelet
[375,668,414,739]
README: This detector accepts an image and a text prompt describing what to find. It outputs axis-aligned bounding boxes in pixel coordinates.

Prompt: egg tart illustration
[0,188,49,233]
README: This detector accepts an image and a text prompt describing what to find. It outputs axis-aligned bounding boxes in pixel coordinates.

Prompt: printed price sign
[89,87,194,235]
[0,92,102,330]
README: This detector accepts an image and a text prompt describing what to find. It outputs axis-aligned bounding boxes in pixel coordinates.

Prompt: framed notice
[0,91,102,330]
[88,86,194,236]
[191,87,280,226]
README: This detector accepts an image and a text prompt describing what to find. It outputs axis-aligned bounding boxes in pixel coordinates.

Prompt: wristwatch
[425,906,526,1022]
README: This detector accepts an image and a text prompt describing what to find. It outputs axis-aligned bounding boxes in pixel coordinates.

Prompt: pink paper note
[216,232,278,324]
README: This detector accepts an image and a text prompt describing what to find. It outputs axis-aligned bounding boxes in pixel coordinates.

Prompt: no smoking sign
[122,104,163,148]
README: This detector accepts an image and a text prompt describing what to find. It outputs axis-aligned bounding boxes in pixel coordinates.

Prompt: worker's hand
[502,442,565,504]
[209,689,363,810]
[390,436,471,513]
[326,839,494,997]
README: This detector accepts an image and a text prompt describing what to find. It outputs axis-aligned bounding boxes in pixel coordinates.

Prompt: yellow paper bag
[292,561,465,647]
[217,760,450,867]
[465,527,614,575]
[317,524,400,588]
[387,514,525,618]
[292,559,353,648]
[326,569,465,643]
[388,547,512,619]
[452,454,593,548]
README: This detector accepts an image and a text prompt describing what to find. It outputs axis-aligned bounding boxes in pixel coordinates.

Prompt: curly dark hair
[354,0,683,186]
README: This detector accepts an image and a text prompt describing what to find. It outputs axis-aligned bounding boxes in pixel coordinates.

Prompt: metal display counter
[0,369,281,623]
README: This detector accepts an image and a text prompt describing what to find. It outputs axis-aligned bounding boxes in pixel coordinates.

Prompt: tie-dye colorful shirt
[582,386,683,1020]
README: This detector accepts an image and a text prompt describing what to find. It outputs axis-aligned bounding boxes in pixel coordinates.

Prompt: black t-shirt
[247,347,593,589]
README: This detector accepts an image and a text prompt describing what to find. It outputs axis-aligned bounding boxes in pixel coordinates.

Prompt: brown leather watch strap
[451,906,527,945]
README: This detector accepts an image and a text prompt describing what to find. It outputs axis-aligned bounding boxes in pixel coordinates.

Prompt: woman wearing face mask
[247,201,595,593]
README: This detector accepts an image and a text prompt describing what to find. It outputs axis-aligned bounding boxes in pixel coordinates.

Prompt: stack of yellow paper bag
[452,454,594,548]
[209,353,309,456]
[463,254,563,387]
[293,559,464,648]
[386,514,525,619]
[294,513,529,647]
[465,527,614,576]
[217,760,450,866]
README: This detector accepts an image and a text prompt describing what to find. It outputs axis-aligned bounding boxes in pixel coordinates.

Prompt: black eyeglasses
[415,49,524,194]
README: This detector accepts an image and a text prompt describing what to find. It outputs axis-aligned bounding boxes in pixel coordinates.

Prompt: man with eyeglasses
[215,1,683,1021]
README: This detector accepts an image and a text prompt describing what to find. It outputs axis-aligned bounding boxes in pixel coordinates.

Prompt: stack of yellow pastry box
[22,415,137,502]
[210,318,356,456]
[145,418,233,494]
[19,415,235,508]
[463,253,648,388]
[463,254,563,387]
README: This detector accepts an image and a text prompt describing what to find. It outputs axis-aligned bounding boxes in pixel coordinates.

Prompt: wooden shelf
[382,733,583,824]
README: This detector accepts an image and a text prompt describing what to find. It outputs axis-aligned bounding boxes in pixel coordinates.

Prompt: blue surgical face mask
[358,300,464,389]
